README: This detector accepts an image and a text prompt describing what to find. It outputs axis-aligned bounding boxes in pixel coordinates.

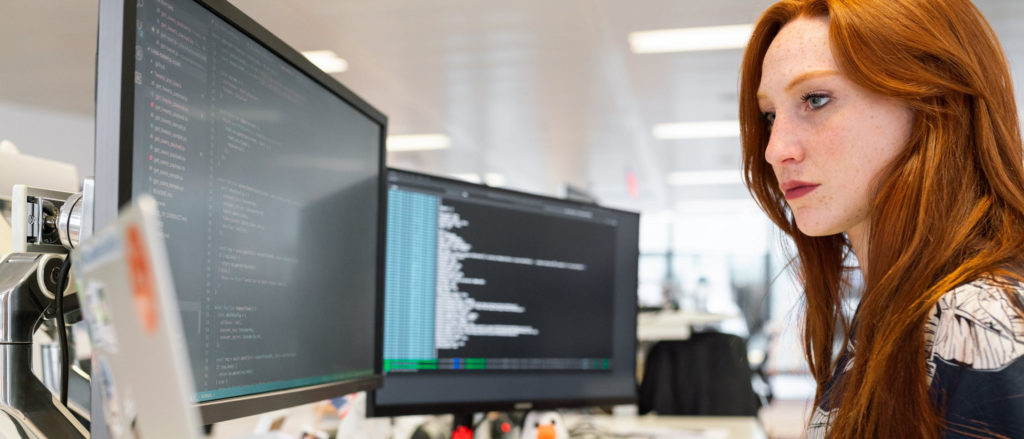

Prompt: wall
[0,101,93,179]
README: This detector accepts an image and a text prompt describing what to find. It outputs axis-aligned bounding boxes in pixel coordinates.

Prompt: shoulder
[925,276,1024,372]
[925,277,1024,438]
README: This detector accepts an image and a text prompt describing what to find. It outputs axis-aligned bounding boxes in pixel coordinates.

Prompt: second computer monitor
[94,0,386,423]
[371,169,639,415]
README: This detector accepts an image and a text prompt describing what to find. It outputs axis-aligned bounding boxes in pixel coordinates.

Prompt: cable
[55,254,73,406]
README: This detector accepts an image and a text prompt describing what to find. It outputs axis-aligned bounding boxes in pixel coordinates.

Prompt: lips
[780,180,820,200]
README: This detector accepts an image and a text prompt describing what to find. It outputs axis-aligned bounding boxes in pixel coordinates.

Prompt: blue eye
[802,93,831,110]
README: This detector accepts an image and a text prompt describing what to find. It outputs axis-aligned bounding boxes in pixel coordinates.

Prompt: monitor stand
[0,253,89,439]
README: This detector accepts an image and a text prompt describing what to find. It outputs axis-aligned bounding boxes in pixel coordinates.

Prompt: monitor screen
[94,0,385,424]
[370,169,639,415]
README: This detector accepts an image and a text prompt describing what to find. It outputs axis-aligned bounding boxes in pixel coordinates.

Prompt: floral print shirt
[807,277,1024,438]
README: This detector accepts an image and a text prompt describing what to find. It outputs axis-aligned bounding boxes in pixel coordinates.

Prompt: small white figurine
[520,411,567,439]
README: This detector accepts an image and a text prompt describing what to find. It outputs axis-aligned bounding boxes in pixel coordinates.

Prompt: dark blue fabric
[816,350,850,412]
[813,353,1024,438]
[810,280,1024,437]
[931,355,1024,438]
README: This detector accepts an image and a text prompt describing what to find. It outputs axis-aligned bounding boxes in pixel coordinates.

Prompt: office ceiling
[1,0,1023,214]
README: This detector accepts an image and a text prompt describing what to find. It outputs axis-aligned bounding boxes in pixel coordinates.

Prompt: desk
[211,407,765,439]
[562,414,766,439]
[637,310,734,342]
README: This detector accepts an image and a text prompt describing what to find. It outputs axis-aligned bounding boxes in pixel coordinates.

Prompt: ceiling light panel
[301,50,349,73]
[667,170,743,186]
[653,120,740,139]
[386,134,452,152]
[629,24,753,54]
[451,173,482,184]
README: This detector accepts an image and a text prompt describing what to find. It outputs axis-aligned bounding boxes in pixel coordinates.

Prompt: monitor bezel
[368,168,640,417]
[94,0,387,425]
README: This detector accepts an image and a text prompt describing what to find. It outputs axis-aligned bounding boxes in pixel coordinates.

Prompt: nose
[763,117,804,167]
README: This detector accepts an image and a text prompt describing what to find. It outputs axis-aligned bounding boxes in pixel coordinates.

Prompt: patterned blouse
[807,277,1024,438]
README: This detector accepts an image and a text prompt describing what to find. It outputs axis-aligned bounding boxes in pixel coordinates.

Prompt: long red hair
[739,0,1024,437]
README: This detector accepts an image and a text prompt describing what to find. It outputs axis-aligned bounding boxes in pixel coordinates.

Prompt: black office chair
[638,332,761,416]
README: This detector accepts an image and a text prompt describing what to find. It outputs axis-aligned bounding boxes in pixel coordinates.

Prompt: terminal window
[384,180,618,374]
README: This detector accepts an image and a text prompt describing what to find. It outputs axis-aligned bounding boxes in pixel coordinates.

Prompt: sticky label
[125,224,159,334]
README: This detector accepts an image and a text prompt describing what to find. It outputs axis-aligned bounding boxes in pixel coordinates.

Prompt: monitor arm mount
[0,183,92,439]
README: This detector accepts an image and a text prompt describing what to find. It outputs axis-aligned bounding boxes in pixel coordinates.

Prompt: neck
[847,222,870,279]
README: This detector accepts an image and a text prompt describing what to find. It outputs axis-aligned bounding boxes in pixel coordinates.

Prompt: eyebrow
[785,69,839,92]
[756,69,841,103]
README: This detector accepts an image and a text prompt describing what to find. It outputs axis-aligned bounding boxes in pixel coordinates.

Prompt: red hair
[739,0,1024,437]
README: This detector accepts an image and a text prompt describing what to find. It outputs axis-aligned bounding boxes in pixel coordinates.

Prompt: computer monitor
[369,169,639,416]
[93,0,386,424]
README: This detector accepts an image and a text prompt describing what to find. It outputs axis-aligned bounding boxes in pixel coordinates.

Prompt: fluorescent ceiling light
[667,170,743,186]
[452,173,482,184]
[629,24,753,54]
[450,173,505,187]
[301,50,348,73]
[675,198,761,214]
[386,134,451,152]
[484,173,506,188]
[653,120,739,139]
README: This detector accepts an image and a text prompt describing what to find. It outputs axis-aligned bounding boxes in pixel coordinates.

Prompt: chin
[793,216,842,237]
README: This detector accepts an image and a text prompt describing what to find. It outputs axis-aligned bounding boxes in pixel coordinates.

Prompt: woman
[739,0,1024,437]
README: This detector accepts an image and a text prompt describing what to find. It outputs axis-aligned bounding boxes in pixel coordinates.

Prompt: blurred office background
[2,1,1023,436]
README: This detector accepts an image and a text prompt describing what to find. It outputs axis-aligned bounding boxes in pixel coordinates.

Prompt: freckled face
[757,16,913,238]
